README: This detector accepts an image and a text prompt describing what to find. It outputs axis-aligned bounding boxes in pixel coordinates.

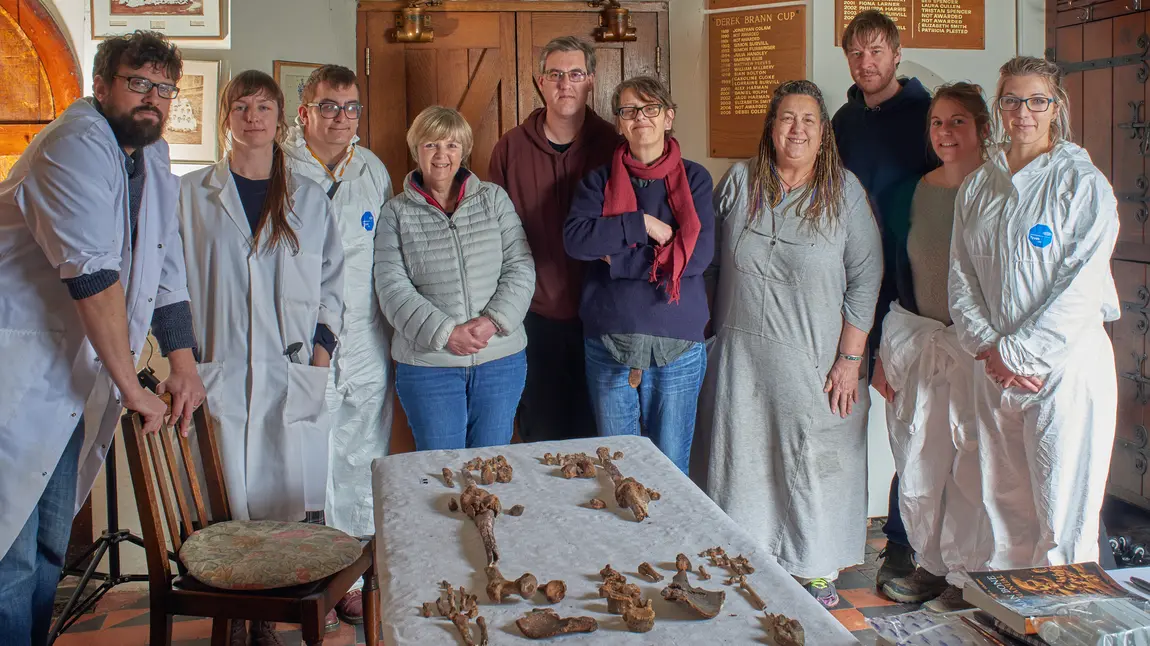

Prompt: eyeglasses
[115,75,180,99]
[542,69,589,84]
[304,102,363,120]
[997,96,1057,112]
[616,104,664,120]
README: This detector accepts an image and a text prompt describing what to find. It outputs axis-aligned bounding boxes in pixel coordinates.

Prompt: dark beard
[105,105,166,149]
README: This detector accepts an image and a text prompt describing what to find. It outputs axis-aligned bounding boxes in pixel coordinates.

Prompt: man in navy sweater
[831,9,936,593]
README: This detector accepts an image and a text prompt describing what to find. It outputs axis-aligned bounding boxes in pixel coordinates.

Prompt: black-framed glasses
[542,69,589,83]
[997,96,1057,112]
[304,102,363,120]
[616,104,664,120]
[115,75,179,99]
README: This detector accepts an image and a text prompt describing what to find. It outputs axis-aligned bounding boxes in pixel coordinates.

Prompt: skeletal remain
[613,450,624,460]
[561,463,578,478]
[508,504,524,516]
[552,452,596,478]
[542,453,557,465]
[728,574,766,610]
[448,498,459,512]
[599,564,625,584]
[698,565,711,580]
[451,613,477,646]
[731,554,755,575]
[647,488,662,501]
[476,616,489,646]
[764,613,805,646]
[516,608,598,639]
[540,579,567,603]
[600,579,642,614]
[485,565,537,602]
[596,447,654,521]
[496,465,512,483]
[459,468,502,566]
[442,468,455,488]
[638,562,664,582]
[464,457,483,472]
[622,598,656,632]
[588,498,606,509]
[480,464,495,485]
[421,602,435,617]
[661,570,726,619]
[676,553,692,572]
[699,546,754,576]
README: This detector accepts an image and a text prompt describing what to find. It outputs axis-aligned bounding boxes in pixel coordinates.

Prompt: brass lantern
[592,0,637,43]
[393,0,442,43]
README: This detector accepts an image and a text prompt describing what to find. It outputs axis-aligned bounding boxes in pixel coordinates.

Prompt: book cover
[964,562,1135,634]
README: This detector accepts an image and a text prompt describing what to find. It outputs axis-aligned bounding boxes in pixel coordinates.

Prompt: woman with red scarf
[563,76,714,475]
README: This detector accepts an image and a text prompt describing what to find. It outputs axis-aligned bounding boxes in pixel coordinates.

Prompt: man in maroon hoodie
[489,36,621,442]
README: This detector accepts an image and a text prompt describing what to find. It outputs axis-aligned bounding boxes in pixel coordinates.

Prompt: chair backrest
[121,400,232,585]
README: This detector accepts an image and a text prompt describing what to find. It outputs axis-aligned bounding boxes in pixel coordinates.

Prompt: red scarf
[601,138,699,303]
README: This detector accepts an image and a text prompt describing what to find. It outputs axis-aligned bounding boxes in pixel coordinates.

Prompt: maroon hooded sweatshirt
[489,107,621,321]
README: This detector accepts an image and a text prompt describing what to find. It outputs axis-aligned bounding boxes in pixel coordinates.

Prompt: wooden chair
[120,402,381,646]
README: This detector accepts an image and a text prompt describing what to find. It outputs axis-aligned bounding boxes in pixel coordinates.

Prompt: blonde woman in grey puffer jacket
[374,106,535,451]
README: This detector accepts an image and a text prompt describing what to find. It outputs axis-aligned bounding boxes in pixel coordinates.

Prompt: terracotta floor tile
[840,587,898,608]
[867,538,888,552]
[832,607,869,631]
[101,608,149,629]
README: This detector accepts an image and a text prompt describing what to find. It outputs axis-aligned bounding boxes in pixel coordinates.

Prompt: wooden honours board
[706,0,794,10]
[835,0,984,50]
[708,6,806,159]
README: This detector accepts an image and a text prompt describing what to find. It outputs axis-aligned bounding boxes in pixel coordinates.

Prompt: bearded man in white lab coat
[0,31,205,645]
[283,64,394,627]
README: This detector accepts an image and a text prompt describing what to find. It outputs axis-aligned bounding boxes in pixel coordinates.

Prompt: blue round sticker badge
[1027,224,1052,248]
[361,212,375,232]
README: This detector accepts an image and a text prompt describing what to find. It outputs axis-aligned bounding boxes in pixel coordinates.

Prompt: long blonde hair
[218,70,299,254]
[993,56,1072,146]
[749,80,846,230]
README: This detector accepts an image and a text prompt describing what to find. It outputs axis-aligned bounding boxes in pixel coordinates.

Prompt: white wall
[671,0,1046,517]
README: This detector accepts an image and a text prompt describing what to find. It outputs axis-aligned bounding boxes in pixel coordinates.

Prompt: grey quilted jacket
[374,171,535,367]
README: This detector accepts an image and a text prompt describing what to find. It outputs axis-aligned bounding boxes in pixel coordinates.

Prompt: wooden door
[1050,2,1150,509]
[0,0,81,180]
[515,11,668,122]
[361,9,518,192]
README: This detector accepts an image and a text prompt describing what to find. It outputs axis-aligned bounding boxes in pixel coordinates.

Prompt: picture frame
[273,60,323,126]
[91,0,225,40]
[163,59,221,163]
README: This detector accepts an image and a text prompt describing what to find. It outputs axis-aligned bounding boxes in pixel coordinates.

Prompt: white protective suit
[283,127,394,538]
[178,157,345,522]
[0,99,186,558]
[948,140,1120,569]
[879,303,988,586]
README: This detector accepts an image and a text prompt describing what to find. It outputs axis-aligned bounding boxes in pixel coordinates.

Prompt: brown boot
[335,589,364,625]
[249,620,285,646]
[228,619,247,646]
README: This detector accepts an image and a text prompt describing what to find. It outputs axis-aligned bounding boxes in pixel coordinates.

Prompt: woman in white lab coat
[949,56,1120,571]
[178,70,345,530]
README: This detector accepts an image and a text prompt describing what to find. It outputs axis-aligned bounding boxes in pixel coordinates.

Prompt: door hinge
[656,46,661,76]
[365,47,372,77]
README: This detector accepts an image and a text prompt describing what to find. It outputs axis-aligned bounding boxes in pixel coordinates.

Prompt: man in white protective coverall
[284,64,393,627]
[949,56,1120,576]
[0,31,205,645]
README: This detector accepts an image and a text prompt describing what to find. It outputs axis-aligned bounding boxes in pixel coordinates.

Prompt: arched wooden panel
[0,0,82,169]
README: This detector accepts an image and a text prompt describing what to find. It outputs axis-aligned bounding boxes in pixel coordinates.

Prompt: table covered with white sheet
[371,435,859,644]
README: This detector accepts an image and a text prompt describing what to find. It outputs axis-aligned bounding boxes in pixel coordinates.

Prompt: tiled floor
[51,520,916,644]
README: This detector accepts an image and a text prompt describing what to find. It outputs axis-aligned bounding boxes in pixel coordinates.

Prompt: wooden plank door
[515,11,668,123]
[361,10,518,191]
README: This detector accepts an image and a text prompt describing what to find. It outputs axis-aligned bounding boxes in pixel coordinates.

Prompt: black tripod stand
[48,367,176,644]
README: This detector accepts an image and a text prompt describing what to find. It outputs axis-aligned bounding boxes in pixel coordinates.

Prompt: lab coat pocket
[284,362,331,510]
[283,250,323,307]
[0,329,65,427]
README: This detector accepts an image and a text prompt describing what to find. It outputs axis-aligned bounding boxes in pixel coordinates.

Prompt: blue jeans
[396,351,527,451]
[0,421,84,646]
[884,475,911,548]
[584,338,706,474]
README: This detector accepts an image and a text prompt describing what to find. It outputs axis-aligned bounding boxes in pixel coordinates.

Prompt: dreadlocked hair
[749,80,846,230]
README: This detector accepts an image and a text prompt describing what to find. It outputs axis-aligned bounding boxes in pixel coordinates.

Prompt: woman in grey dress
[696,80,882,608]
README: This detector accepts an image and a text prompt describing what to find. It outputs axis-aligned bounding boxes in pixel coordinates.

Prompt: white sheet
[371,435,860,644]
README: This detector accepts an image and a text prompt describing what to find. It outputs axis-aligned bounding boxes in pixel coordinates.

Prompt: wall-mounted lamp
[590,0,637,43]
[393,0,442,43]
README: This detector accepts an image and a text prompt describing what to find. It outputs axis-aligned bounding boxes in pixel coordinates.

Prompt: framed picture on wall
[91,0,226,40]
[163,59,221,163]
[273,60,323,126]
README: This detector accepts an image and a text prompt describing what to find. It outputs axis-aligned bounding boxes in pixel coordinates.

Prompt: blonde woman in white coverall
[873,83,992,613]
[283,64,393,626]
[949,56,1120,574]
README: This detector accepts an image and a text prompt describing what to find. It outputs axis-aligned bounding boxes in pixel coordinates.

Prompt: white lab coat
[0,99,186,559]
[283,128,393,538]
[879,303,988,587]
[178,157,345,522]
[948,140,1120,569]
